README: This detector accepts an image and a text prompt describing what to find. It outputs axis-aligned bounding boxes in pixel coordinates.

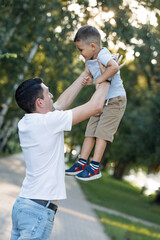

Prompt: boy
[65,25,127,181]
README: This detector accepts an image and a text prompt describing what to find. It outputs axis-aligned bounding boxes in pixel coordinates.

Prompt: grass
[96,210,160,240]
[78,172,160,225]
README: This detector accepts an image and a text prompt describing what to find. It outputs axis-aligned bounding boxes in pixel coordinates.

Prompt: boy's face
[75,40,95,60]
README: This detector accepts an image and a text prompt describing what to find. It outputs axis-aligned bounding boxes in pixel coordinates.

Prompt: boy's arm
[95,59,119,85]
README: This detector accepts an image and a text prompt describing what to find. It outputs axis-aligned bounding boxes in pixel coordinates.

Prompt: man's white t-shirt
[18,110,72,200]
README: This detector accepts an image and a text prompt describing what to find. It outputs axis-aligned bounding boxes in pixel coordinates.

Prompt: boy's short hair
[74,25,101,46]
[15,78,44,113]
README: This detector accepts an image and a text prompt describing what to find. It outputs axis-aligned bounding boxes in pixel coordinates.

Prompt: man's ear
[35,98,43,109]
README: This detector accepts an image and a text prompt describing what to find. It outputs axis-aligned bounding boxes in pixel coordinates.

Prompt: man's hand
[82,75,93,85]
[97,58,106,74]
[113,53,126,70]
[98,53,126,74]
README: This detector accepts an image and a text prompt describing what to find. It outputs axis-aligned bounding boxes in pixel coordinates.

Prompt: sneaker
[65,162,87,176]
[75,165,102,181]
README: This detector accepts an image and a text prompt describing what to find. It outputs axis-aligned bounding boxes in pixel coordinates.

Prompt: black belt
[30,199,58,213]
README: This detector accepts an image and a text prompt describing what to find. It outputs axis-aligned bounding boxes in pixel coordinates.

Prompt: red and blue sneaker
[75,165,102,181]
[65,162,87,176]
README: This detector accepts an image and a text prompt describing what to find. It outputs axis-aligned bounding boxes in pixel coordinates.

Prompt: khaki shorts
[85,96,127,142]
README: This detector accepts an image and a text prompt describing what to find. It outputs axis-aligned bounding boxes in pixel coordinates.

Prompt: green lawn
[77,172,160,225]
[96,210,160,240]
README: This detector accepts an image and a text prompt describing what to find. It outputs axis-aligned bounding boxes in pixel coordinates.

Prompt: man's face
[75,40,95,60]
[41,83,54,112]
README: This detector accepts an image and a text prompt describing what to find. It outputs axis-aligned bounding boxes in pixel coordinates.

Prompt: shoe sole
[75,172,102,181]
[65,170,83,176]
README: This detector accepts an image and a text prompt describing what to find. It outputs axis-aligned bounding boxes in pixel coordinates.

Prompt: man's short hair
[15,78,44,113]
[74,25,101,46]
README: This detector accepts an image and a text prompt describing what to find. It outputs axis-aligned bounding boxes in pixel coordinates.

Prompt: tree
[1,0,160,180]
[0,0,80,152]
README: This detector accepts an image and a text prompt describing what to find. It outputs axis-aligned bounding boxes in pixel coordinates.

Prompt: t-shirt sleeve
[44,110,72,134]
[99,53,112,67]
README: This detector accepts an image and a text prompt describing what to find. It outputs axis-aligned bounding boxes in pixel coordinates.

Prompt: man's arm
[72,81,110,125]
[95,59,119,85]
[53,72,87,110]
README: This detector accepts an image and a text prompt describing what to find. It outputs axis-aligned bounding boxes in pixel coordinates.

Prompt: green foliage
[0,53,17,59]
[0,0,81,152]
[0,0,160,178]
[88,0,160,177]
[106,86,160,177]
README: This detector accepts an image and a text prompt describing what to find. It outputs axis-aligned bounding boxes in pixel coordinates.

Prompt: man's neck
[32,109,50,114]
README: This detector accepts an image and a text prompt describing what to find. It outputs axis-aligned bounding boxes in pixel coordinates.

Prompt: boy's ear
[90,43,96,49]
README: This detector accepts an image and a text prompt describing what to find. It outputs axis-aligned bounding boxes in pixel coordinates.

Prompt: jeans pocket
[17,206,55,239]
[41,210,55,239]
[18,208,43,238]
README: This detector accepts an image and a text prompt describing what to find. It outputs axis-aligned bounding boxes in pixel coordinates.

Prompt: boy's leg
[80,137,95,159]
[76,96,127,181]
[75,138,107,181]
[92,138,107,162]
[65,137,95,175]
[66,114,100,176]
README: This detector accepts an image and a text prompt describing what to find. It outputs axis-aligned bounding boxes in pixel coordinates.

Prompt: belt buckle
[48,202,58,213]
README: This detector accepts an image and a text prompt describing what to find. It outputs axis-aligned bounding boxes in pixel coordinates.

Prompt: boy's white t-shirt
[86,47,126,100]
[18,110,72,200]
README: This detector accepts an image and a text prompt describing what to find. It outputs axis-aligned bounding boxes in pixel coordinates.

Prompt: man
[10,66,110,239]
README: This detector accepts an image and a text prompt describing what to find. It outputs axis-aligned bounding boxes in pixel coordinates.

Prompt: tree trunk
[0,37,41,129]
[4,14,21,46]
[0,117,19,152]
[0,97,12,128]
[154,190,160,205]
[113,162,127,180]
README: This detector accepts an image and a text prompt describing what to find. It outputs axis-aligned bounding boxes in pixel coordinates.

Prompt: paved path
[0,154,109,240]
[0,154,25,240]
[52,175,109,240]
[1,153,159,240]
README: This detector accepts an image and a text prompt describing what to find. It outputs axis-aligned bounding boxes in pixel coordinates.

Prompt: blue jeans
[10,197,57,240]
